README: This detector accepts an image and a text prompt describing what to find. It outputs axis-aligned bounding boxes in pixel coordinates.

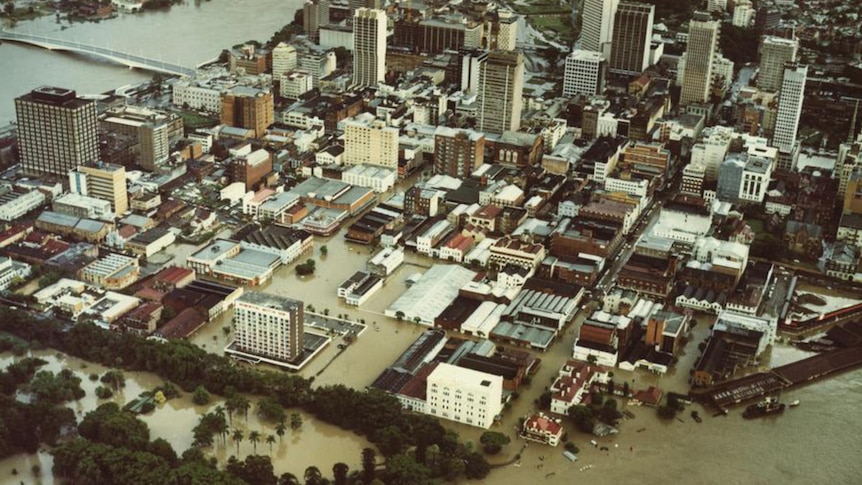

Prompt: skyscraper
[477,50,524,135]
[773,62,807,154]
[434,127,486,178]
[679,13,720,106]
[757,36,798,92]
[303,0,330,42]
[353,8,387,88]
[609,2,654,76]
[563,49,606,97]
[15,86,98,177]
[580,0,619,54]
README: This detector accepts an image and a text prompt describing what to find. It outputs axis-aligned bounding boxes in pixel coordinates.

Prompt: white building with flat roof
[229,291,305,364]
[563,49,606,97]
[426,363,504,429]
[342,164,397,193]
[343,113,399,169]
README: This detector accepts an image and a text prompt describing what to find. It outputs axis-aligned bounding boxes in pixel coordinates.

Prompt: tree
[395,311,405,322]
[232,429,244,455]
[565,441,580,454]
[275,420,287,442]
[361,447,376,484]
[320,245,328,256]
[258,396,286,423]
[235,396,251,423]
[192,385,211,405]
[290,412,303,431]
[279,472,301,485]
[266,434,276,455]
[385,453,430,485]
[479,431,510,455]
[303,465,323,485]
[463,452,490,480]
[332,462,349,485]
[249,430,261,454]
[568,405,596,434]
[607,379,615,396]
[622,381,630,397]
[228,455,277,485]
[100,370,125,390]
[586,354,598,364]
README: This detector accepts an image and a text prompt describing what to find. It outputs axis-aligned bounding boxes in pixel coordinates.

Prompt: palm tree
[332,462,349,485]
[248,430,261,454]
[216,417,230,446]
[278,473,301,485]
[231,429,244,456]
[214,404,226,418]
[237,396,251,423]
[225,399,236,425]
[266,434,276,455]
[275,419,287,442]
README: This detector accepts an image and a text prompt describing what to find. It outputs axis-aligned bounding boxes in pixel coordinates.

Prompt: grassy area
[529,15,576,44]
[178,110,219,130]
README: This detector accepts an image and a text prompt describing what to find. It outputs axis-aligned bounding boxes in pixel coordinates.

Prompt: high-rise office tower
[69,161,129,215]
[303,0,330,42]
[580,0,619,54]
[563,49,606,97]
[353,8,387,88]
[15,86,98,177]
[609,2,654,76]
[757,36,798,92]
[477,50,524,135]
[679,13,720,106]
[773,62,807,153]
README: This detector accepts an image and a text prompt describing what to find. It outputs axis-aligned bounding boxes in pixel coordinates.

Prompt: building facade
[221,87,274,138]
[609,2,654,76]
[15,87,98,177]
[580,0,619,54]
[563,49,606,97]
[679,14,719,106]
[434,127,485,178]
[69,161,129,215]
[477,50,524,135]
[757,36,798,93]
[232,292,304,364]
[353,8,387,88]
[426,363,504,429]
[773,63,807,154]
[343,114,399,168]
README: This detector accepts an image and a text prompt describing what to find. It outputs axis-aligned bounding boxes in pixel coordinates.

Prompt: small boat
[743,396,786,419]
[691,411,703,423]
[789,400,800,407]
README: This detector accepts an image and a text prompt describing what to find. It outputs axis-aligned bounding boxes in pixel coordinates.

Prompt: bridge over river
[0,29,213,76]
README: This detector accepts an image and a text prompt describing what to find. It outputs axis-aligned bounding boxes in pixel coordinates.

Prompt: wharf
[695,346,862,409]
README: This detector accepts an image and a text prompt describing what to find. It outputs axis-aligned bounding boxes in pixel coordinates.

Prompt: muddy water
[0,351,372,482]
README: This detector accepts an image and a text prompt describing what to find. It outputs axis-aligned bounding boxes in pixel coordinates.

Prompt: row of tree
[0,307,491,483]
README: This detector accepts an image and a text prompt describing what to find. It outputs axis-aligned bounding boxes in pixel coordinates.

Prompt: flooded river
[0,350,372,483]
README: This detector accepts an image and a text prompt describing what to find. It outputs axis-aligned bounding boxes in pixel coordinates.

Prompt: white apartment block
[0,188,46,221]
[232,291,304,364]
[563,49,606,97]
[580,0,619,54]
[343,113,399,168]
[342,164,397,193]
[426,363,504,429]
[172,80,228,113]
[690,125,735,180]
[280,71,314,100]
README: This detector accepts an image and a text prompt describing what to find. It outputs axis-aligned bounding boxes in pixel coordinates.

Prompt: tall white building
[563,49,606,97]
[231,291,305,365]
[690,125,735,180]
[460,50,489,94]
[344,113,399,168]
[580,0,619,55]
[679,13,720,106]
[272,43,299,78]
[353,8,387,88]
[757,36,798,92]
[773,63,807,154]
[732,2,754,27]
[426,363,504,429]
